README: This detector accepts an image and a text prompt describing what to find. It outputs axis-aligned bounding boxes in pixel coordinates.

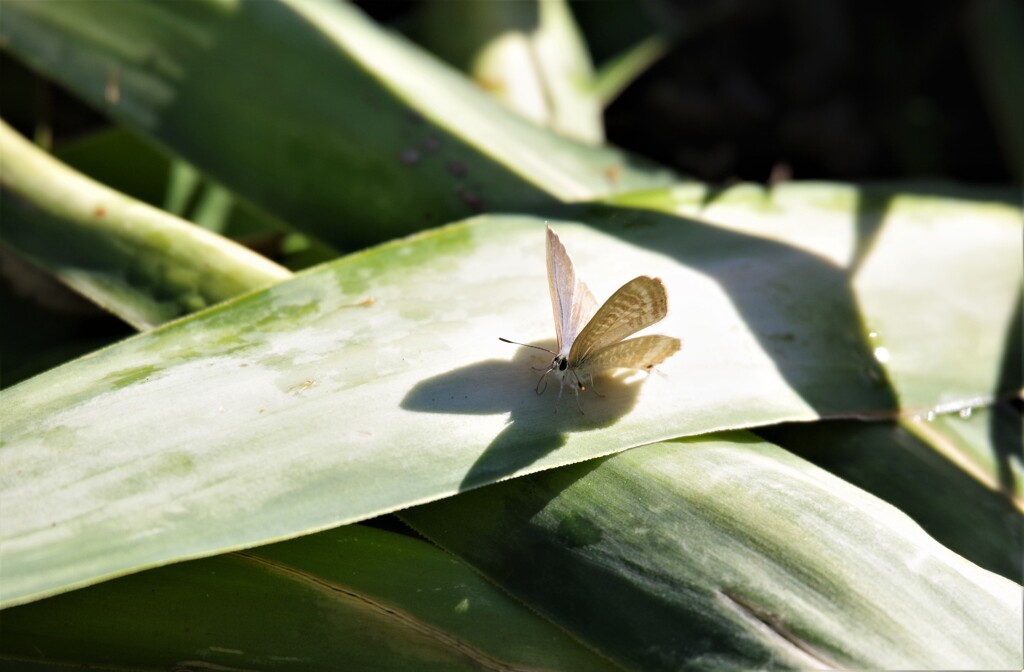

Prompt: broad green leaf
[402,433,1023,670]
[0,120,291,330]
[1,189,1018,607]
[0,0,671,250]
[416,0,604,145]
[760,406,1023,582]
[1,525,618,671]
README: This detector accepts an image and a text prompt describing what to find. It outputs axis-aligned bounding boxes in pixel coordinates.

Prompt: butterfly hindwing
[546,226,597,355]
[569,276,669,364]
[578,335,681,376]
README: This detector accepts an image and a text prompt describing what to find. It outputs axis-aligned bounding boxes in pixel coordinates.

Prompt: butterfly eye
[558,358,568,371]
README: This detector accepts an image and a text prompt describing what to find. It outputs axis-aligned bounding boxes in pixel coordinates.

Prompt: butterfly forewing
[578,335,681,375]
[546,226,597,355]
[568,276,669,364]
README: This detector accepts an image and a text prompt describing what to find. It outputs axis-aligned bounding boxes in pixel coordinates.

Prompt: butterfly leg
[587,373,606,398]
[534,371,549,395]
[571,384,585,414]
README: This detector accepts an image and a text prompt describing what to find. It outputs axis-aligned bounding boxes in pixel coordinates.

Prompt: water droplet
[868,330,879,339]
[925,410,936,421]
[873,346,890,363]
[959,407,973,419]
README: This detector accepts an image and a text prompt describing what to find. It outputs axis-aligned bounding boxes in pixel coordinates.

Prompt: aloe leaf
[401,433,1023,670]
[0,121,291,330]
[0,0,671,249]
[0,525,619,671]
[609,181,1023,410]
[416,0,603,145]
[55,126,342,270]
[760,406,1023,581]
[0,190,1018,608]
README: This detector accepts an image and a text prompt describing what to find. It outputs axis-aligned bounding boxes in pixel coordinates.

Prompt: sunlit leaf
[1,185,1017,608]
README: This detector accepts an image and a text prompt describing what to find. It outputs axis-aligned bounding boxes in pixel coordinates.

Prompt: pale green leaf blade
[1,190,1019,608]
[0,120,291,330]
[1,525,619,671]
[402,434,1024,670]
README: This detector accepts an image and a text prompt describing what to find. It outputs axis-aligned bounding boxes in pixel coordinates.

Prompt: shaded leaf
[760,405,1023,582]
[1,525,618,671]
[0,0,671,249]
[402,433,1023,670]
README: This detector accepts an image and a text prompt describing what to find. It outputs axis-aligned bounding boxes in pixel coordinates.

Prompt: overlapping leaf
[0,186,1018,608]
[0,525,618,671]
[0,0,671,250]
[0,120,291,329]
[403,433,1023,670]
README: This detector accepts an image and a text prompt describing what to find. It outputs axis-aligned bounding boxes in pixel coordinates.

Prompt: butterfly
[501,226,681,403]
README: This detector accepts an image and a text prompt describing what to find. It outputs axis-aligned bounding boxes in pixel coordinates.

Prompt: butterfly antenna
[500,338,559,372]
[498,337,555,355]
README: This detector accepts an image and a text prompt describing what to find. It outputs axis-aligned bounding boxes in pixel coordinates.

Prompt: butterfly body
[513,226,681,402]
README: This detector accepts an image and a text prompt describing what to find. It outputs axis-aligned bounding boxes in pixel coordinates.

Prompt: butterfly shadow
[401,340,644,491]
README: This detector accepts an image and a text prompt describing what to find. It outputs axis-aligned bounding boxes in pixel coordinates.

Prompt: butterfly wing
[569,276,669,364]
[547,226,597,355]
[578,335,681,376]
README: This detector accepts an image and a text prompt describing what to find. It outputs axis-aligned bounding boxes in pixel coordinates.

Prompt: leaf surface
[403,433,1024,670]
[1,187,1018,607]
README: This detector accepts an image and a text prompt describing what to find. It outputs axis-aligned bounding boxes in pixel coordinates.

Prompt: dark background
[361,0,1018,184]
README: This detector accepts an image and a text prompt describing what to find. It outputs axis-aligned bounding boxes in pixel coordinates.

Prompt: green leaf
[1,186,1018,608]
[56,127,342,270]
[609,181,1023,410]
[0,0,672,249]
[1,525,618,671]
[415,0,604,145]
[0,120,291,330]
[401,433,1023,670]
[760,406,1023,582]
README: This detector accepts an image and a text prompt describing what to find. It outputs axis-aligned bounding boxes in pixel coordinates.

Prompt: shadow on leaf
[402,340,645,490]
